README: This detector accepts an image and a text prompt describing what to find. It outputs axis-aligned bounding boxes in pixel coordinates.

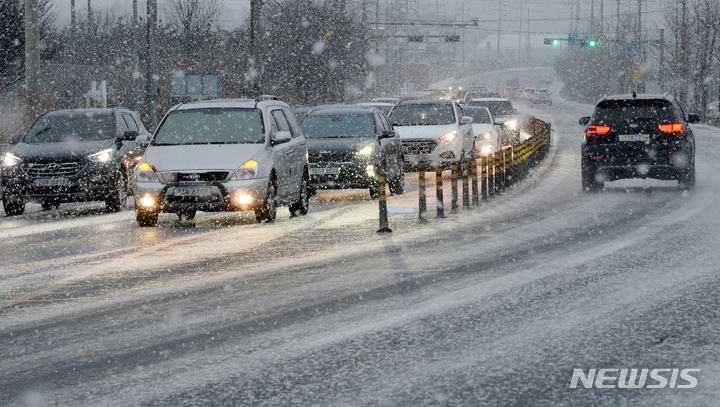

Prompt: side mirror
[119,130,140,141]
[379,130,395,139]
[687,114,700,124]
[579,116,591,126]
[136,134,150,147]
[461,116,474,125]
[9,134,22,144]
[272,130,292,145]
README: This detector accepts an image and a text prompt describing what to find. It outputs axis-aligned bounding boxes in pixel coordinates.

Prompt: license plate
[310,167,341,175]
[415,154,430,161]
[173,187,213,197]
[33,178,70,187]
[619,134,649,142]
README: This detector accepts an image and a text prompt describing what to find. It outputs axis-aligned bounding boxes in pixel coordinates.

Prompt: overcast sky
[52,0,667,36]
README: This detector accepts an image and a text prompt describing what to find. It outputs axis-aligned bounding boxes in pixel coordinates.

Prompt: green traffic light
[589,40,596,47]
[552,39,559,45]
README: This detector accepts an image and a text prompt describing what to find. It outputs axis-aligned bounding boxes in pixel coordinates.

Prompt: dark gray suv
[580,94,699,191]
[1,108,149,215]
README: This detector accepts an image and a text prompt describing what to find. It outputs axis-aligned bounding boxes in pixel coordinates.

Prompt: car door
[269,108,298,201]
[456,104,474,154]
[376,112,401,175]
[282,106,307,190]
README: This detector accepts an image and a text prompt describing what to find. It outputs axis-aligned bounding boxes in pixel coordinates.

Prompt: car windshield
[23,113,115,143]
[389,104,456,126]
[152,108,264,145]
[468,100,514,116]
[593,100,676,124]
[300,113,375,139]
[462,107,492,124]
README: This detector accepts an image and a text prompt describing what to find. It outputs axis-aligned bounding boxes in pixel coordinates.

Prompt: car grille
[309,152,355,163]
[401,139,438,155]
[160,172,229,183]
[23,160,86,177]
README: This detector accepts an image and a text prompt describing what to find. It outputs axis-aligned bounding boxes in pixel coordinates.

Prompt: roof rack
[255,95,279,102]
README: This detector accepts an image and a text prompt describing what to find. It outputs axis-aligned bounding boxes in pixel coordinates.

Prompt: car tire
[289,173,310,217]
[136,211,158,227]
[3,196,25,216]
[581,166,603,192]
[369,184,379,199]
[255,178,277,223]
[678,163,696,191]
[105,171,128,212]
[389,163,405,196]
[40,199,60,211]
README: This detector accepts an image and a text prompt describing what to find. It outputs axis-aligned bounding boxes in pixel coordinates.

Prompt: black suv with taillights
[580,94,700,191]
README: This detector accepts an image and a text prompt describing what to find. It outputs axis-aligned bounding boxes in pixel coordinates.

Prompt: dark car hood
[12,140,116,162]
[307,137,377,154]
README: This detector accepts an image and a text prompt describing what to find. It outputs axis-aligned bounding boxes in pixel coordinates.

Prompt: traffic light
[580,38,597,47]
[588,39,596,47]
[544,38,560,45]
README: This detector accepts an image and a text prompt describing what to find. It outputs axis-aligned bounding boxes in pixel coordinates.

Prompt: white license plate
[619,134,649,142]
[174,187,213,197]
[415,154,430,161]
[310,167,341,175]
[33,178,70,187]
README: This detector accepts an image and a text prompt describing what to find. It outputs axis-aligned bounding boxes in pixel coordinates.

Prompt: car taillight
[586,126,611,135]
[658,123,683,133]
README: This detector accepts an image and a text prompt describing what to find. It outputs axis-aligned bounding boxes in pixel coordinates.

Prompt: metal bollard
[451,164,459,213]
[418,168,428,223]
[376,161,392,234]
[481,156,488,201]
[462,161,470,208]
[435,167,444,218]
[471,158,479,206]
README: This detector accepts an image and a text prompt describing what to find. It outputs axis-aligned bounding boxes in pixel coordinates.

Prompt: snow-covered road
[2,91,720,406]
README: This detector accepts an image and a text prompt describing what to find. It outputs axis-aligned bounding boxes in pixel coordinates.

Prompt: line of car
[1,94,520,227]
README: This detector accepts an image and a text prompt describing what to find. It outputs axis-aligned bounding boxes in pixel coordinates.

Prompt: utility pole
[146,0,157,129]
[616,0,620,43]
[496,0,502,62]
[574,0,580,34]
[249,0,263,97]
[132,0,140,113]
[87,0,92,34]
[591,0,595,35]
[679,0,688,106]
[659,28,665,91]
[600,0,604,34]
[24,0,42,122]
[518,0,522,61]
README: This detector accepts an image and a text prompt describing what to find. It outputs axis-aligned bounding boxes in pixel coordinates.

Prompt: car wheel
[581,166,603,192]
[105,171,128,212]
[136,211,158,227]
[40,199,60,211]
[177,209,196,221]
[255,178,277,223]
[289,173,309,217]
[389,163,405,195]
[369,184,379,199]
[3,196,25,216]
[678,163,696,191]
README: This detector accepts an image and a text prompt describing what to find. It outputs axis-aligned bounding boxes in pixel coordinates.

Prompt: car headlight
[480,145,493,155]
[482,132,492,139]
[505,120,518,130]
[232,160,258,180]
[440,130,457,142]
[134,162,160,182]
[88,149,114,163]
[3,152,21,167]
[357,146,373,156]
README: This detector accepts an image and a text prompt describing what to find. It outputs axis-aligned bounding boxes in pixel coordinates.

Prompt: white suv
[132,97,309,226]
[389,99,474,169]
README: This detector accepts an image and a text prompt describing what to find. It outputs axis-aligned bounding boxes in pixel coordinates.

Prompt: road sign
[568,33,577,46]
[596,34,608,46]
[632,54,643,65]
[633,65,642,80]
[622,47,632,53]
[648,77,658,81]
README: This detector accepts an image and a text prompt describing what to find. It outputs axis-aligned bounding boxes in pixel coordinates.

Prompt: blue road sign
[568,33,577,46]
[648,77,658,81]
[622,47,632,52]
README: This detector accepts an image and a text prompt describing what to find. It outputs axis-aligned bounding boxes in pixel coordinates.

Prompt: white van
[132,97,309,226]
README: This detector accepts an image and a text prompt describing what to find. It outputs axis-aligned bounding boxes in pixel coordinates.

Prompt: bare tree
[164,0,222,53]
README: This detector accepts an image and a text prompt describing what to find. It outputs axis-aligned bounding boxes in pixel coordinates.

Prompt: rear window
[468,100,514,116]
[462,107,493,124]
[24,113,115,143]
[300,113,375,139]
[153,108,264,145]
[389,104,456,126]
[593,99,678,125]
